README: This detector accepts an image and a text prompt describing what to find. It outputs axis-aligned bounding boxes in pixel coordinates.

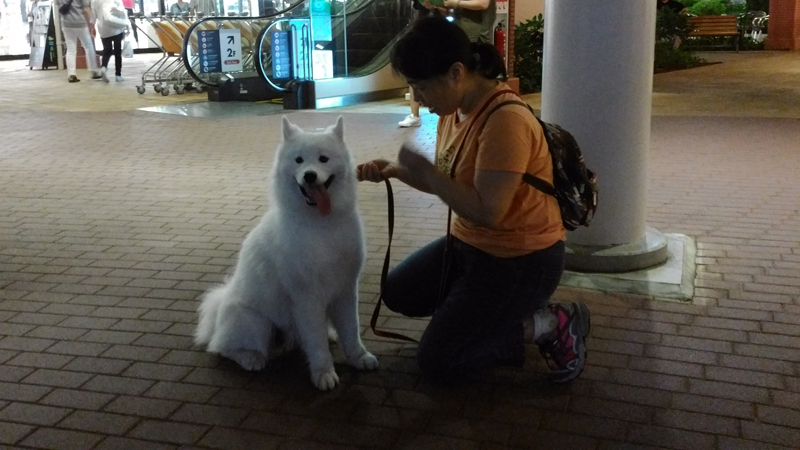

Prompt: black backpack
[484,98,598,231]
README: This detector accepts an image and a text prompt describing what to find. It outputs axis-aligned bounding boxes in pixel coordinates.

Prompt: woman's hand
[394,142,438,192]
[397,143,434,174]
[356,143,437,194]
[421,0,436,10]
[357,159,397,183]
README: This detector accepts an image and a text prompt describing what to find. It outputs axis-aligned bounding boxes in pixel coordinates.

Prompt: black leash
[369,178,419,343]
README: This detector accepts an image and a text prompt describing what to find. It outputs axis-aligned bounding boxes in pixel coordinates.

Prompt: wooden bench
[686,15,740,51]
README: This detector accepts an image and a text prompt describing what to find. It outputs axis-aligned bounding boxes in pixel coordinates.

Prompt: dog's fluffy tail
[195,284,228,347]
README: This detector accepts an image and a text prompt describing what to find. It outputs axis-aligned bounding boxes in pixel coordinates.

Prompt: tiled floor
[0,51,799,450]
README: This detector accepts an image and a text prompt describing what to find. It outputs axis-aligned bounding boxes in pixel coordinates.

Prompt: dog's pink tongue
[307,185,331,216]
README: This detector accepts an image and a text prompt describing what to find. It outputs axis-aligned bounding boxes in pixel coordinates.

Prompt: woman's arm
[359,107,533,228]
[357,157,434,194]
[106,3,131,27]
[443,0,490,11]
[420,0,448,15]
[90,0,100,23]
[83,5,95,29]
[396,145,520,228]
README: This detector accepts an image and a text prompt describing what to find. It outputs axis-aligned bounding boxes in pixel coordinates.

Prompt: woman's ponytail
[470,42,507,81]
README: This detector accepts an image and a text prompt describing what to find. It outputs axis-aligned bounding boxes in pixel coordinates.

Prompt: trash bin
[283,79,316,110]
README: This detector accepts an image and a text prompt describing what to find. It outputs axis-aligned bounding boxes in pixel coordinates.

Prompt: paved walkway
[0,51,799,450]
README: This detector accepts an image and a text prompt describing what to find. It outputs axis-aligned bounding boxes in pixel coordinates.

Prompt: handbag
[58,0,74,15]
[122,34,134,58]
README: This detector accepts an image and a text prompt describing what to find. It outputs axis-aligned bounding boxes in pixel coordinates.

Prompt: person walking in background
[398,0,437,128]
[657,0,688,15]
[443,0,496,44]
[121,0,137,43]
[169,0,189,14]
[92,0,130,82]
[190,0,217,16]
[57,0,102,83]
[27,0,40,46]
[0,1,7,44]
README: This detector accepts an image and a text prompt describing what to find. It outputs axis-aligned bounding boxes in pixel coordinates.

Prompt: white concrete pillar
[541,0,666,272]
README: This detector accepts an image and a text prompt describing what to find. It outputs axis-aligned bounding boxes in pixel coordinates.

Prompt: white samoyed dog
[195,116,378,391]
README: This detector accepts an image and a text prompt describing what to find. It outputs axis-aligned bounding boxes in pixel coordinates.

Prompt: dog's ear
[330,116,344,141]
[282,116,302,140]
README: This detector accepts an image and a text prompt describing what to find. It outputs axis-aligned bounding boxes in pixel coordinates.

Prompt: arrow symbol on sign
[227,36,234,44]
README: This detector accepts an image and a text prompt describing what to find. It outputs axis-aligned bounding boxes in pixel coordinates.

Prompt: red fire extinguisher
[494,20,506,60]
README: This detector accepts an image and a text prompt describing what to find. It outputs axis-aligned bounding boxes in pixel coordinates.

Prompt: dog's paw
[228,350,267,371]
[311,368,339,391]
[352,352,379,371]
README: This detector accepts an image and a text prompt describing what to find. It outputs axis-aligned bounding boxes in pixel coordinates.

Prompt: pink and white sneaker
[535,302,591,383]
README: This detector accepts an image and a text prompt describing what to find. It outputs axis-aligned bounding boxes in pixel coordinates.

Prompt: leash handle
[370,178,419,343]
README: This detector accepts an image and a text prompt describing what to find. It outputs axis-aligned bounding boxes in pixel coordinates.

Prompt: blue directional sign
[271,31,290,79]
[198,30,221,74]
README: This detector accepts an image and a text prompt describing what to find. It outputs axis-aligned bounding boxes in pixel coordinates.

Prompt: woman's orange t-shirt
[435,83,565,258]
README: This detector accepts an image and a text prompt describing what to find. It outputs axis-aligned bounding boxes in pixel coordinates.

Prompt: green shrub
[685,0,747,16]
[741,37,765,50]
[654,42,703,72]
[512,9,708,90]
[513,14,544,94]
[689,0,727,16]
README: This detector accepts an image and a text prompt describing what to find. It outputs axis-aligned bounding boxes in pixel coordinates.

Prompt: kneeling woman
[357,16,590,384]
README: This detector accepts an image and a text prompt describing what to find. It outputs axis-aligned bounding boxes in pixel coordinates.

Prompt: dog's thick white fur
[195,116,378,391]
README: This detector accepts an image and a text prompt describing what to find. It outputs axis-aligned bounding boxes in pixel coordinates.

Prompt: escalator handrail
[345,27,408,78]
[328,0,376,20]
[181,0,308,86]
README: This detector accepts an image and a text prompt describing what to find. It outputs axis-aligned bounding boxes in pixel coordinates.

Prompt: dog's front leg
[330,289,379,372]
[292,301,339,391]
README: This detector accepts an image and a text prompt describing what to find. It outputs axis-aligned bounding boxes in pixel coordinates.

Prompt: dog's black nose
[303,171,317,184]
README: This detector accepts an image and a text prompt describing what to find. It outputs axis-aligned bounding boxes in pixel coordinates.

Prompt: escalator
[180,0,414,107]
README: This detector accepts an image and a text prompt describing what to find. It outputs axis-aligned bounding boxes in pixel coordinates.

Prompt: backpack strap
[448,90,518,177]
[522,172,556,197]
[479,99,558,197]
[444,89,523,248]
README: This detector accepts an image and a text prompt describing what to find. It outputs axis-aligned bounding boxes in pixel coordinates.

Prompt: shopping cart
[134,14,193,95]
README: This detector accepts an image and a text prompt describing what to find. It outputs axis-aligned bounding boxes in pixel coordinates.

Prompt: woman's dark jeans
[101,32,124,76]
[383,237,565,383]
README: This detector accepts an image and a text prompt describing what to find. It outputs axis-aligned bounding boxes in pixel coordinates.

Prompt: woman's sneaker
[116,75,124,82]
[398,114,421,128]
[535,302,590,383]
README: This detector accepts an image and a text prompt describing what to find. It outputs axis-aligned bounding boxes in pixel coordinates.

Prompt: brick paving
[0,52,799,450]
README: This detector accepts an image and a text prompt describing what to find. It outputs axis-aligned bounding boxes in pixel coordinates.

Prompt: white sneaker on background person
[398,114,421,128]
